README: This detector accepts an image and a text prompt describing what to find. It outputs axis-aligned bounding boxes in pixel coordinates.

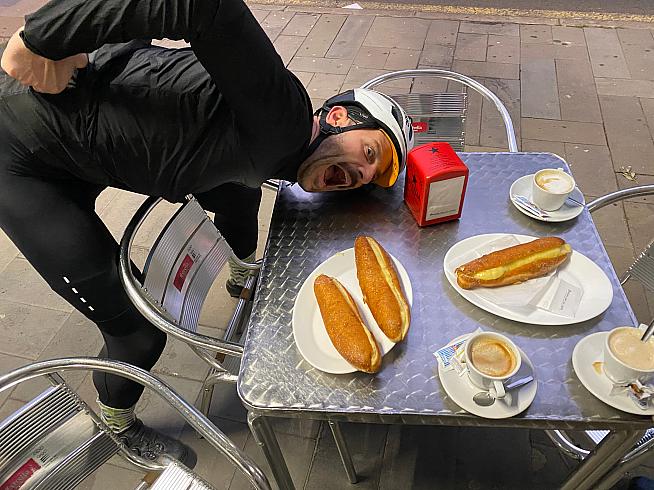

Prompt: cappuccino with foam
[532,168,576,211]
[535,170,574,194]
[469,338,517,377]
[464,332,522,399]
[603,326,654,384]
[609,328,654,371]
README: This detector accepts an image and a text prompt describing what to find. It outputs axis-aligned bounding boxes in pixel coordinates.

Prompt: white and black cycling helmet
[305,88,415,187]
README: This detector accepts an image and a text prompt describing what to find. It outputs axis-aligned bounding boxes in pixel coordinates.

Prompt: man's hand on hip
[1,27,88,94]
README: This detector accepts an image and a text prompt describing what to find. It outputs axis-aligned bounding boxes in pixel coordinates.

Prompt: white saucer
[510,174,585,223]
[438,334,537,419]
[572,332,654,416]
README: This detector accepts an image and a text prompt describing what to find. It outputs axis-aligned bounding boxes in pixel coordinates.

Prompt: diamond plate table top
[238,152,649,430]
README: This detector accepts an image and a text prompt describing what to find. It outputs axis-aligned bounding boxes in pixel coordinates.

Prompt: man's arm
[20,0,311,147]
[20,0,217,60]
[1,27,88,94]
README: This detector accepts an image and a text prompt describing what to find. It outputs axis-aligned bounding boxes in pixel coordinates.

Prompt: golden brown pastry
[455,237,572,289]
[314,274,381,373]
[354,236,411,343]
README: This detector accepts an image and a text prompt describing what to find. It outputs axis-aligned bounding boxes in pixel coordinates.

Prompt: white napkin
[450,236,583,318]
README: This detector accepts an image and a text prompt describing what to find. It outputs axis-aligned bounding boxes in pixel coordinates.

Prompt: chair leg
[198,369,238,417]
[561,430,644,490]
[593,432,654,490]
[199,369,217,417]
[247,412,295,490]
[328,420,358,484]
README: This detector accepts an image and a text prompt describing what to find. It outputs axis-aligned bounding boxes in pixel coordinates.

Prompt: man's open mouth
[323,165,348,187]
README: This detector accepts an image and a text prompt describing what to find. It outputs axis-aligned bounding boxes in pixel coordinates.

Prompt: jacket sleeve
[21,0,218,60]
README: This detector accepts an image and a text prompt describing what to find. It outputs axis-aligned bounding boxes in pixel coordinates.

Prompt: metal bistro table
[238,152,651,490]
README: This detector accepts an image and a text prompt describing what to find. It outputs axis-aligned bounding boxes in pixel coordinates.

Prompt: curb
[247,0,654,29]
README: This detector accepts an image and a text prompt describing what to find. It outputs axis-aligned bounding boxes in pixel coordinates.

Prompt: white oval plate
[510,174,585,223]
[572,332,654,416]
[439,334,537,419]
[292,248,413,374]
[443,233,613,325]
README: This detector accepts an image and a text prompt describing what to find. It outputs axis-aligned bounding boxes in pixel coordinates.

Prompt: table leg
[328,421,358,484]
[561,430,643,490]
[247,412,295,490]
[593,429,652,490]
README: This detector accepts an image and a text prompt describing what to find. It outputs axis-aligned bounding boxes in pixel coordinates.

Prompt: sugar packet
[434,328,482,375]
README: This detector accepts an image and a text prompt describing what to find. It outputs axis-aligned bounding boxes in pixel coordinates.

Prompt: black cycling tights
[0,135,261,408]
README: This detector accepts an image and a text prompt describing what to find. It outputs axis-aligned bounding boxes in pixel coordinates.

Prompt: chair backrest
[361,69,518,152]
[626,239,654,293]
[150,462,214,489]
[0,381,118,490]
[143,197,233,332]
[389,92,467,151]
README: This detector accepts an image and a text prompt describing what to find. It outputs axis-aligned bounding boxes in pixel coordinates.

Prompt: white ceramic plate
[443,233,613,325]
[510,174,585,223]
[572,332,654,416]
[439,334,537,419]
[292,248,413,374]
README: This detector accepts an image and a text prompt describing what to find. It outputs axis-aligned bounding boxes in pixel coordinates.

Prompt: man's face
[297,106,393,192]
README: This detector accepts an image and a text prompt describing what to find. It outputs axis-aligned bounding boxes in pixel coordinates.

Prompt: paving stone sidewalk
[1,1,654,488]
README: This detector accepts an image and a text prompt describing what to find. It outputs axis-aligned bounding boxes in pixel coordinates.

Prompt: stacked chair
[0,357,270,489]
[118,195,262,417]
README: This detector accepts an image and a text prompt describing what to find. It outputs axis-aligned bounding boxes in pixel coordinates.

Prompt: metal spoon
[566,196,585,207]
[512,195,550,219]
[640,319,654,342]
[473,375,534,407]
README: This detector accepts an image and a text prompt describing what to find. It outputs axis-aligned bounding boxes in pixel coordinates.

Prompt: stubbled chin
[297,174,321,192]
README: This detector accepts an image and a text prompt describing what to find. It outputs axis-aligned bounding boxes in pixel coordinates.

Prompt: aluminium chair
[0,357,270,489]
[360,68,519,153]
[544,184,654,489]
[119,194,262,419]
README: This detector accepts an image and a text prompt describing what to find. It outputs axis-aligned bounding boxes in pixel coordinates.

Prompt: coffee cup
[532,168,576,211]
[603,326,654,385]
[465,332,521,398]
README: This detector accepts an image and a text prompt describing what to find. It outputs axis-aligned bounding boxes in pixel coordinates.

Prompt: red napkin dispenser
[403,142,469,227]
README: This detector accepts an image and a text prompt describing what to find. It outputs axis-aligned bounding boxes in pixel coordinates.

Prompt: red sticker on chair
[412,121,428,133]
[173,254,195,291]
[1,458,41,490]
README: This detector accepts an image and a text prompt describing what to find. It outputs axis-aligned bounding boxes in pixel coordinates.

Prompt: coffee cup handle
[493,380,506,399]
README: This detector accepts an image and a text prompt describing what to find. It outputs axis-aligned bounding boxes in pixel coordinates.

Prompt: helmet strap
[303,105,380,159]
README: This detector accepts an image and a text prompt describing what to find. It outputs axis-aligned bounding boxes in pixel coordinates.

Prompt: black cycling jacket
[0,0,313,201]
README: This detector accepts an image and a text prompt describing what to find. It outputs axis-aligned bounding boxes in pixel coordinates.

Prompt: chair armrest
[544,429,589,460]
[0,357,271,490]
[587,185,654,213]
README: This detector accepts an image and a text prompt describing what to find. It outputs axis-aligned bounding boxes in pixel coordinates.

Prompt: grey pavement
[1,1,654,488]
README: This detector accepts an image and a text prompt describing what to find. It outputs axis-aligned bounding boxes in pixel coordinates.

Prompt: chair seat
[585,430,610,445]
[0,384,118,490]
[149,463,215,489]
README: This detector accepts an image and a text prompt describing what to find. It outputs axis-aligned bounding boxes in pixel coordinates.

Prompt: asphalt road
[370,0,653,15]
